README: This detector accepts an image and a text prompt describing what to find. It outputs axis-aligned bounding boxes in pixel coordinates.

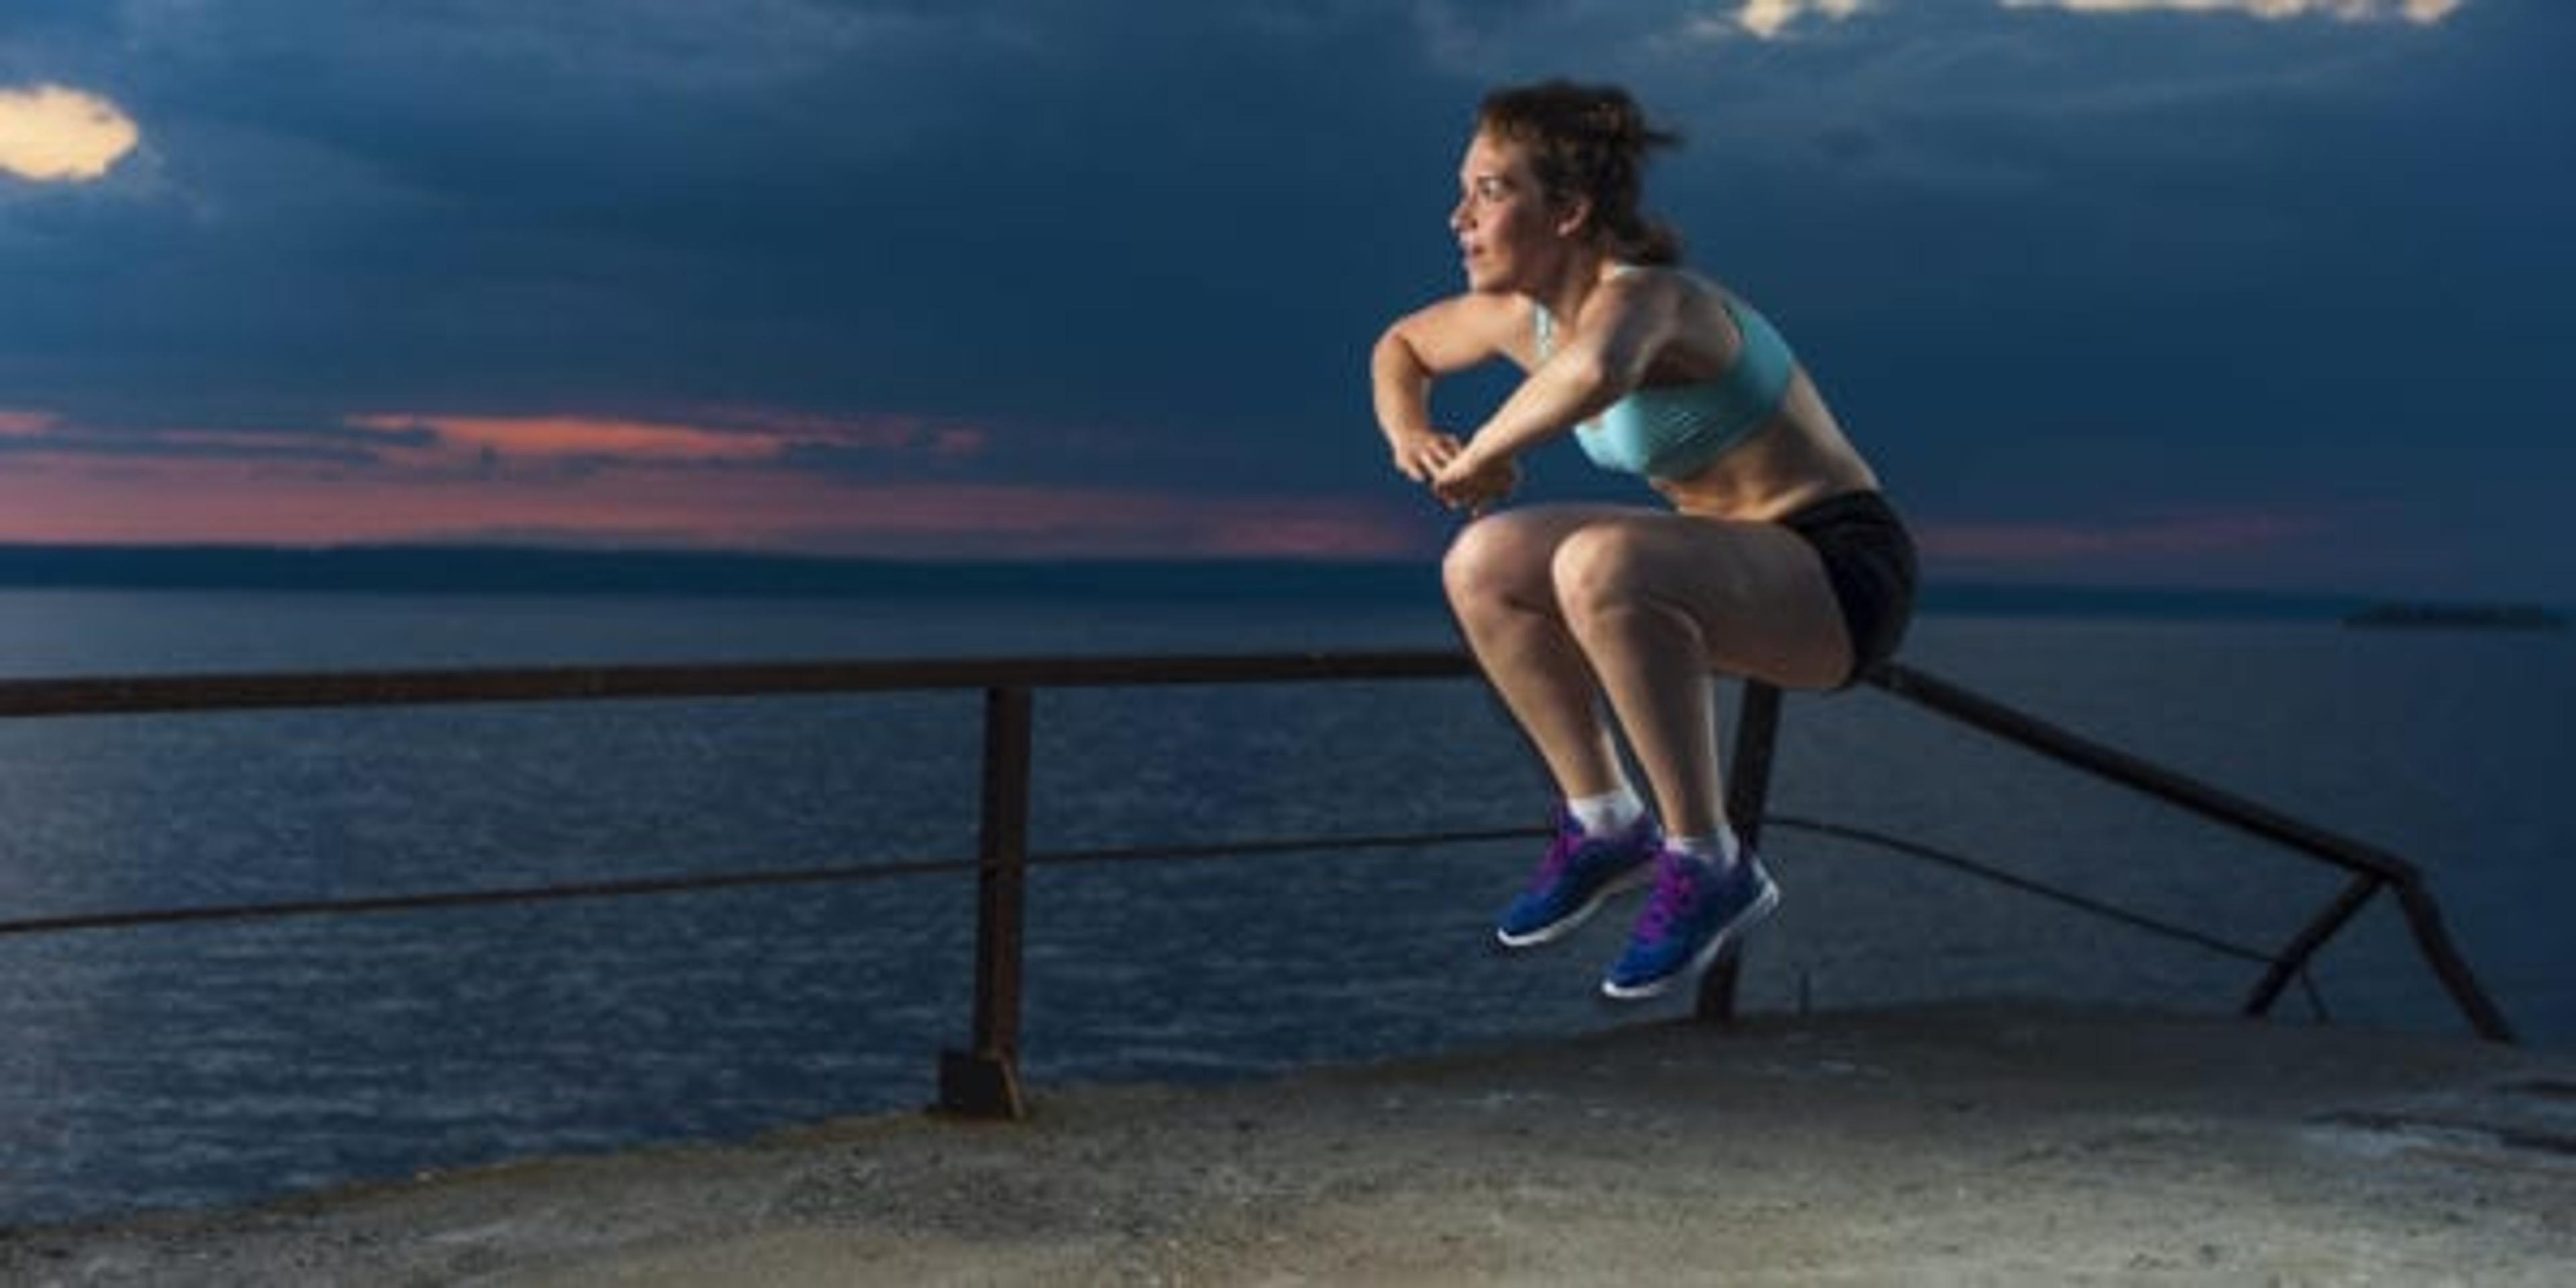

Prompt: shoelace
[1527,822,1585,890]
[1635,855,1706,938]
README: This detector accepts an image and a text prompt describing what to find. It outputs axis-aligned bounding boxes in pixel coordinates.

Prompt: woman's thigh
[1548,510,1854,690]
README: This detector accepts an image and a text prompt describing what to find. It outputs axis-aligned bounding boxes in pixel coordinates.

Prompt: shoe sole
[1493,861,1657,949]
[1597,873,1781,1002]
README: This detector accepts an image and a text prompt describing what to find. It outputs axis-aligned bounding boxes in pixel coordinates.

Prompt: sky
[1,0,2569,599]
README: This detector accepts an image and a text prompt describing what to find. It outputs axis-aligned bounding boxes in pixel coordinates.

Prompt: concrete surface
[7,1002,2573,1285]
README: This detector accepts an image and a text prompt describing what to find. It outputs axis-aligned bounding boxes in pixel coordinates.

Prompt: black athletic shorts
[1778,490,1917,688]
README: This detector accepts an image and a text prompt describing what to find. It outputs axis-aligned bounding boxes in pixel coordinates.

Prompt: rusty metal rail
[0,652,1479,719]
[0,649,2517,1122]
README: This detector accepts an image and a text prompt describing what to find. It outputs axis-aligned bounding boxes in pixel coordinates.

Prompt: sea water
[0,588,2566,1227]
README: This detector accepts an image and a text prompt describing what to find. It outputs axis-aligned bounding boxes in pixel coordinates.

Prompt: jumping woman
[1370,80,1917,1000]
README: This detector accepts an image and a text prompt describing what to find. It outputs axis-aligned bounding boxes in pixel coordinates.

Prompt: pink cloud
[0,407,2345,572]
[0,454,1431,559]
[714,408,979,455]
[346,409,992,469]
[1917,510,2331,564]
[0,404,1442,561]
[930,426,988,458]
[350,413,788,465]
[0,409,62,436]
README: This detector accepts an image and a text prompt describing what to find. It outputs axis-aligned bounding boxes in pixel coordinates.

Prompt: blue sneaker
[1495,810,1661,949]
[1600,847,1780,1001]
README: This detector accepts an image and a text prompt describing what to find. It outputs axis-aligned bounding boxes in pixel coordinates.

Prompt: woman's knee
[1548,525,1654,625]
[1441,513,1552,609]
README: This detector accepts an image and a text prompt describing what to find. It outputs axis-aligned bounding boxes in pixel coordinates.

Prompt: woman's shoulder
[1613,261,1733,297]
[1603,262,1741,314]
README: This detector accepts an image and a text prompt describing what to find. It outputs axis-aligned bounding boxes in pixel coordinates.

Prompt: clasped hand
[1393,429,1517,517]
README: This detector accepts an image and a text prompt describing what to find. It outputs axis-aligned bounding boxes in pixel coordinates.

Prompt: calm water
[0,588,2568,1229]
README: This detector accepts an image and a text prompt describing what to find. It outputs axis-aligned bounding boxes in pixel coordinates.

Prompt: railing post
[1697,679,1783,1023]
[2391,876,2519,1043]
[938,684,1032,1118]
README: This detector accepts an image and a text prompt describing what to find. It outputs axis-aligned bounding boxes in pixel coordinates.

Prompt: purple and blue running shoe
[1600,845,1780,1001]
[1495,810,1662,949]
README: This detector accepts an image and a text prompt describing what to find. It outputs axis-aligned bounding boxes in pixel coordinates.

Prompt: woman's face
[1451,131,1572,294]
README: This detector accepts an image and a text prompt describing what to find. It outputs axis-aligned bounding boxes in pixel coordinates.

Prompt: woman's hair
[1476,80,1684,266]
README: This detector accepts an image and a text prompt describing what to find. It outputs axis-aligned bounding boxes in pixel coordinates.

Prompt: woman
[1369,80,1915,1000]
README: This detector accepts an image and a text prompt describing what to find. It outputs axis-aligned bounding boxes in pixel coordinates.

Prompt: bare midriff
[1649,370,1880,523]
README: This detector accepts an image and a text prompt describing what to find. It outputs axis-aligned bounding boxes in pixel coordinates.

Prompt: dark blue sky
[1,0,2568,599]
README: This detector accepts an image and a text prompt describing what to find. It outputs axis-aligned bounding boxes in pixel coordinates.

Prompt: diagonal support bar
[2245,873,2381,1020]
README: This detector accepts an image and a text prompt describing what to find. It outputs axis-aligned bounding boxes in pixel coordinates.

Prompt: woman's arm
[1371,292,1527,482]
[1440,272,1682,492]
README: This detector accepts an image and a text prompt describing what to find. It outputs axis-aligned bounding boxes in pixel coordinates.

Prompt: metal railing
[0,651,2516,1120]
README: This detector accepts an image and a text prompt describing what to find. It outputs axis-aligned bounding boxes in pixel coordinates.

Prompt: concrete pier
[7,1002,2573,1285]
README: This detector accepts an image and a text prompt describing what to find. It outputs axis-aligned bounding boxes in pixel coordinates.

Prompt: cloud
[0,83,140,182]
[1717,1,1872,40]
[350,414,794,466]
[343,411,995,472]
[1917,510,2332,564]
[1679,0,2463,48]
[0,453,1430,558]
[0,413,378,464]
[1,0,2546,597]
[0,407,1001,477]
[1996,0,2465,22]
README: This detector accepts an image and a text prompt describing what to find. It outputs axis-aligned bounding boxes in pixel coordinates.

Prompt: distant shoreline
[0,542,2533,623]
[2342,602,2569,631]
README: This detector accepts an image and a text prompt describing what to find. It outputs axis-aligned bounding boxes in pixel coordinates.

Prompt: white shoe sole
[1598,874,1780,1001]
[1493,861,1656,949]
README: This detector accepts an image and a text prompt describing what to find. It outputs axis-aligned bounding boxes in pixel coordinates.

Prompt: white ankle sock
[1566,784,1646,837]
[1666,828,1741,871]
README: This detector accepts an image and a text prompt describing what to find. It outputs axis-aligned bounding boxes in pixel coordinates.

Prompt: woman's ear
[1552,194,1593,240]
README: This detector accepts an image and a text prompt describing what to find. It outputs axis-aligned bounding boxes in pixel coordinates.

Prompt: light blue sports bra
[1534,270,1798,481]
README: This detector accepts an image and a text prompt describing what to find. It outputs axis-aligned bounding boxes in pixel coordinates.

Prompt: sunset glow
[0,452,1428,559]
[1,0,2559,598]
[343,411,990,468]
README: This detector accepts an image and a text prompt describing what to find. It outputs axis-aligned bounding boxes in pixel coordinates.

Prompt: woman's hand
[1389,427,1465,484]
[1430,445,1519,516]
